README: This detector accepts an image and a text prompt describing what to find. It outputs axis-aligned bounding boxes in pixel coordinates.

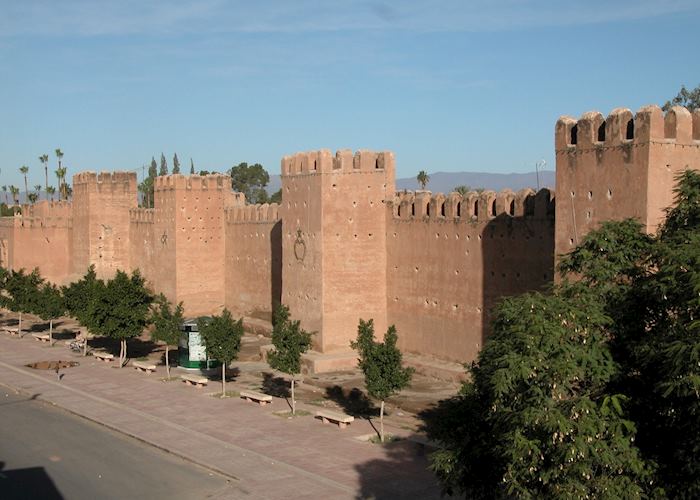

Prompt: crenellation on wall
[281,149,395,178]
[129,208,154,224]
[391,188,554,222]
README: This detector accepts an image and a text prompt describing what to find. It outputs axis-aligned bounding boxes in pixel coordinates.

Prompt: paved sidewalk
[0,333,443,499]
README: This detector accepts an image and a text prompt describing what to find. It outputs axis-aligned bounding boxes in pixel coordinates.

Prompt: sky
[1,0,699,189]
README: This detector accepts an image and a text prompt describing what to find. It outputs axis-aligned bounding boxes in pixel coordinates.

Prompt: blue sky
[1,0,699,189]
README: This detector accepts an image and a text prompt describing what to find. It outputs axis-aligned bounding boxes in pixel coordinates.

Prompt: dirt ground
[1,311,463,435]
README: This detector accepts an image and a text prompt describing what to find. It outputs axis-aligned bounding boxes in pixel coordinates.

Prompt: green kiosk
[178,318,220,370]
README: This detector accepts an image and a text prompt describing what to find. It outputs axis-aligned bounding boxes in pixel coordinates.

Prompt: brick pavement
[0,333,444,499]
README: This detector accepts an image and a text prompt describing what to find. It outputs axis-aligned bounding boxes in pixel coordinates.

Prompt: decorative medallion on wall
[294,228,306,262]
[161,232,168,245]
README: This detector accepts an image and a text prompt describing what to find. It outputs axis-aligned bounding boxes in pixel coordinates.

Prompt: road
[0,390,244,499]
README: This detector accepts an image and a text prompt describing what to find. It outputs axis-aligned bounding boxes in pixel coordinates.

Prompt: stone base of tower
[259,346,358,374]
[301,350,358,374]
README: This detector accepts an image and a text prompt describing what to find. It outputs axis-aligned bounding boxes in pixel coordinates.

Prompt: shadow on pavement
[0,461,64,500]
[325,385,379,418]
[353,438,443,499]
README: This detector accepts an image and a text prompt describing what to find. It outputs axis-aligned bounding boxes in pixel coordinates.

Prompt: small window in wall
[490,200,496,217]
[570,124,578,145]
[509,200,515,216]
[456,202,462,217]
[375,159,380,169]
[473,200,479,218]
[313,160,317,170]
[626,119,634,140]
[597,122,606,142]
[411,203,415,217]
[440,203,445,217]
[426,203,430,216]
[397,205,402,217]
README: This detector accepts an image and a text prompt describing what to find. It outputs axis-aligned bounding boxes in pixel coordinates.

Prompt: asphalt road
[0,390,244,499]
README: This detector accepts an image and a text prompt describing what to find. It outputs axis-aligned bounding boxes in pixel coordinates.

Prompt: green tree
[39,154,49,196]
[19,165,29,203]
[190,158,195,175]
[172,153,181,174]
[428,286,655,498]
[663,84,700,111]
[9,186,19,211]
[230,162,270,204]
[453,185,470,195]
[46,186,56,201]
[159,153,168,176]
[416,170,429,190]
[269,189,282,204]
[27,193,38,204]
[198,309,243,396]
[90,270,152,367]
[149,294,184,379]
[268,304,312,415]
[63,266,104,356]
[1,268,43,337]
[2,185,7,205]
[35,282,65,345]
[351,319,413,443]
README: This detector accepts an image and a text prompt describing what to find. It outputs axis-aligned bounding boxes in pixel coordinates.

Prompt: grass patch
[272,409,311,418]
[307,398,328,407]
[368,434,403,445]
[209,390,240,399]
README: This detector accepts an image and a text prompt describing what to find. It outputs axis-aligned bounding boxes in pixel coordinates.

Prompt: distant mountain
[266,170,554,195]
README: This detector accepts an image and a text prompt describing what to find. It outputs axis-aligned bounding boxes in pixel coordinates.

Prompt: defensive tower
[281,149,395,371]
[555,105,700,260]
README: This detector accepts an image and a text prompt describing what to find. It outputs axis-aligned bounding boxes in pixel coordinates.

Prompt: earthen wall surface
[224,203,281,320]
[386,188,554,363]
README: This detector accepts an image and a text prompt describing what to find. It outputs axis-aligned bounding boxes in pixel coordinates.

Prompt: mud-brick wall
[128,208,156,288]
[386,188,555,364]
[224,204,281,321]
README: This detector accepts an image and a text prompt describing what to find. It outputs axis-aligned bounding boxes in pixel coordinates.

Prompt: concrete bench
[32,333,51,343]
[93,352,114,363]
[316,409,355,429]
[180,374,208,388]
[240,390,272,405]
[132,360,157,374]
[4,327,19,336]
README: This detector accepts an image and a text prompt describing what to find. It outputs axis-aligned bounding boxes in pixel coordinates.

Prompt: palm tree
[39,154,49,196]
[55,149,64,199]
[27,193,38,204]
[34,185,42,203]
[55,167,67,201]
[453,185,470,195]
[417,170,430,190]
[46,186,56,202]
[19,165,29,204]
[9,186,19,212]
[1,185,7,205]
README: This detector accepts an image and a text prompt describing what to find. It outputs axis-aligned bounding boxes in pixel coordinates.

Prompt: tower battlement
[556,105,700,151]
[72,171,137,193]
[129,208,154,224]
[281,149,395,177]
[154,173,233,191]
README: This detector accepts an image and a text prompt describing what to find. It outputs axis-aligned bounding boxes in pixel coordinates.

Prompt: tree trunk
[82,329,88,357]
[380,400,385,443]
[221,363,226,397]
[165,345,170,379]
[291,377,296,415]
[49,319,53,345]
[18,311,22,337]
[122,339,127,367]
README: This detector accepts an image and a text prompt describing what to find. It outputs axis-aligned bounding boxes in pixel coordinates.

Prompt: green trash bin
[178,318,220,370]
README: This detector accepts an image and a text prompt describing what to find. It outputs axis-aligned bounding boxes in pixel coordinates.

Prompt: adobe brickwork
[2,104,697,372]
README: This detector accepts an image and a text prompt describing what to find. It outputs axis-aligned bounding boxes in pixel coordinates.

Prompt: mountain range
[266,170,555,194]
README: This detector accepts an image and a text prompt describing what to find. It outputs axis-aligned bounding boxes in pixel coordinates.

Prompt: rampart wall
[2,104,696,374]
[224,203,281,320]
[386,188,555,362]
